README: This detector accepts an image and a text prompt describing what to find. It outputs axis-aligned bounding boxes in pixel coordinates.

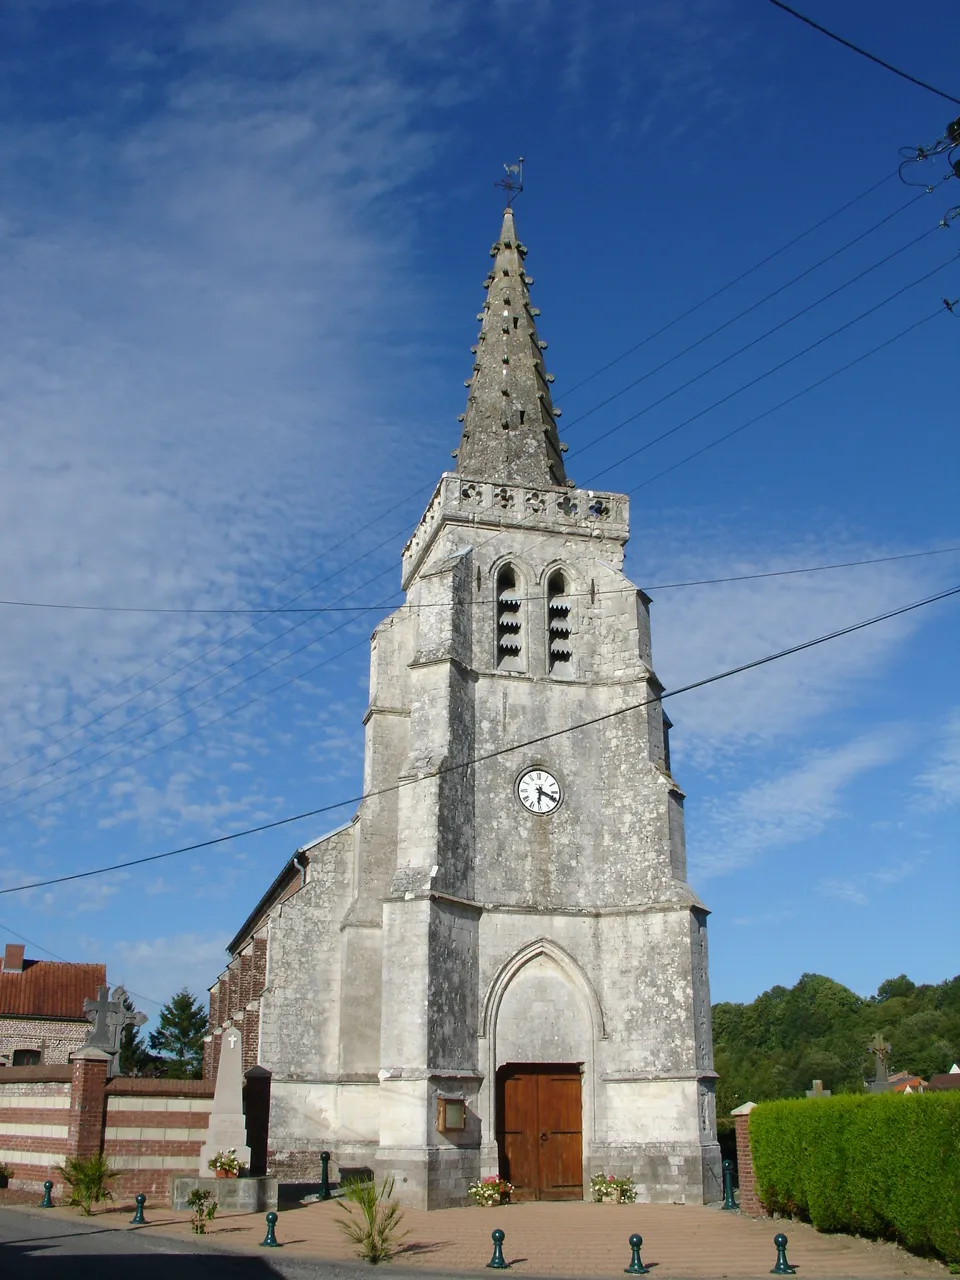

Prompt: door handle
[539,1133,548,1143]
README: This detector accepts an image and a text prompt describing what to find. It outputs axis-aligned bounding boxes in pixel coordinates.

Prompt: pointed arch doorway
[496,1063,583,1200]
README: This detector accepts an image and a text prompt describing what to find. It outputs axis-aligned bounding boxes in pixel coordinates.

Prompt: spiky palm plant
[54,1152,117,1215]
[335,1175,408,1264]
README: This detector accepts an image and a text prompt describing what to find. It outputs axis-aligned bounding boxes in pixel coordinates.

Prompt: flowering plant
[467,1175,514,1207]
[590,1172,637,1203]
[207,1149,244,1175]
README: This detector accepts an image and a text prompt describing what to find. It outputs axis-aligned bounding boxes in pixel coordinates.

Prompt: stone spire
[454,207,568,488]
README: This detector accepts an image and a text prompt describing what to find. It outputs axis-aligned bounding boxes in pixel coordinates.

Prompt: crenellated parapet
[402,473,629,587]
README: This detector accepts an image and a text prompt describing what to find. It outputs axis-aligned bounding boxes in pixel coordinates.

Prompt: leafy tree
[148,988,208,1079]
[713,970,960,1113]
[876,974,916,1002]
[118,995,162,1076]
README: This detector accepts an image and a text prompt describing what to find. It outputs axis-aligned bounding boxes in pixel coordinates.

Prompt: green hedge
[750,1093,960,1263]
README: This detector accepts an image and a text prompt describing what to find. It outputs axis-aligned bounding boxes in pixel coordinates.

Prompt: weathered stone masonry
[209,206,721,1209]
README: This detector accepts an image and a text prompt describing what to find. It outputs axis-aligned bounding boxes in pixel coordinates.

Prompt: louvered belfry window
[496,565,523,668]
[547,570,573,672]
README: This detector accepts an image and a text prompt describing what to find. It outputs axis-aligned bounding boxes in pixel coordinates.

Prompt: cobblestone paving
[105,1198,948,1277]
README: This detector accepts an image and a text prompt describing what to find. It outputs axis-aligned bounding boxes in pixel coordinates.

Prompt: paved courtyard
[5,1196,947,1278]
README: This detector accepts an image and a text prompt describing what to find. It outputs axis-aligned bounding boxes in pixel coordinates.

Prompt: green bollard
[261,1211,281,1248]
[39,1180,54,1209]
[320,1150,331,1201]
[625,1233,650,1275]
[130,1193,147,1225]
[771,1233,796,1275]
[486,1227,509,1269]
[721,1159,737,1211]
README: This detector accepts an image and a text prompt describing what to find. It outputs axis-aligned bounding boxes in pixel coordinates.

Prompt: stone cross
[82,985,147,1071]
[199,1024,251,1175]
[868,1032,892,1084]
[805,1079,831,1098]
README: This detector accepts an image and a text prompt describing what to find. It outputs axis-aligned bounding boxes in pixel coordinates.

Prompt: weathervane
[495,157,524,205]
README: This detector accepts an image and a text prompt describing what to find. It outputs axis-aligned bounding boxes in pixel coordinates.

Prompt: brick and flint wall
[0,1016,89,1066]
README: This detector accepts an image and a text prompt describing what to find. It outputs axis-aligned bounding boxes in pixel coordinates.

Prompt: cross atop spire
[454,207,568,489]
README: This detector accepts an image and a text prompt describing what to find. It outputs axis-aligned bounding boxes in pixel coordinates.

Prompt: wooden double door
[497,1064,583,1201]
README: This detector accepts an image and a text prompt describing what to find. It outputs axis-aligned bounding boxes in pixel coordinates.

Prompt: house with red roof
[0,943,105,1066]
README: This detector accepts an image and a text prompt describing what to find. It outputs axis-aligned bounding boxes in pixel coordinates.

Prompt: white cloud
[639,536,955,768]
[0,1,458,835]
[817,877,869,907]
[817,858,922,908]
[110,932,231,1012]
[690,728,904,878]
[914,708,960,810]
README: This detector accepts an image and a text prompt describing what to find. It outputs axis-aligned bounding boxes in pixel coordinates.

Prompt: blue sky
[0,0,957,1023]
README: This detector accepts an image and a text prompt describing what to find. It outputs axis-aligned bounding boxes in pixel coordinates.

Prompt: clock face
[516,767,562,815]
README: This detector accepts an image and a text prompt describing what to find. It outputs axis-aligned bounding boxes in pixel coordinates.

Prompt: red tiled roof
[0,959,106,1019]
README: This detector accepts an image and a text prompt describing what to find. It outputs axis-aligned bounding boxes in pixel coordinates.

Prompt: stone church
[205,206,721,1208]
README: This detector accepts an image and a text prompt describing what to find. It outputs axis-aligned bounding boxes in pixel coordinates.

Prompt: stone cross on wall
[83,985,146,1066]
[868,1032,893,1084]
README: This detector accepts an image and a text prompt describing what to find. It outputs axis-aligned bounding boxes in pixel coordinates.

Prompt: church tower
[207,206,721,1209]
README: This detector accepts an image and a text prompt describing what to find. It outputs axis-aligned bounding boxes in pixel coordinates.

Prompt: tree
[148,989,208,1079]
[118,995,160,1076]
[712,970,960,1109]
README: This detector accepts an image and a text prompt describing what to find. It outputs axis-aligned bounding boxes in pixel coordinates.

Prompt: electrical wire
[625,307,949,494]
[585,254,957,484]
[766,0,960,106]
[6,276,955,814]
[560,170,899,398]
[2,192,949,806]
[0,919,162,1009]
[2,575,957,898]
[0,488,433,779]
[3,545,959,614]
[0,515,420,782]
[563,192,934,435]
[0,184,922,779]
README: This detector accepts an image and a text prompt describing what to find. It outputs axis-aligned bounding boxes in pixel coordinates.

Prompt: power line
[4,544,960,615]
[0,523,413,784]
[625,305,947,493]
[642,544,960,590]
[560,170,899,398]
[0,575,401,806]
[767,0,960,107]
[564,193,933,437]
[2,201,948,807]
[2,576,957,898]
[0,920,162,1009]
[0,187,922,780]
[586,253,957,483]
[6,277,953,812]
[0,490,432,778]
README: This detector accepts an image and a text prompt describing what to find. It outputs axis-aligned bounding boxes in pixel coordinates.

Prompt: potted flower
[207,1149,244,1179]
[467,1175,514,1207]
[590,1172,637,1204]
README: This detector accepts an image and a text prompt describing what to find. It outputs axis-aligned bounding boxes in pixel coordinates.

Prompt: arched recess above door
[479,937,607,1044]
